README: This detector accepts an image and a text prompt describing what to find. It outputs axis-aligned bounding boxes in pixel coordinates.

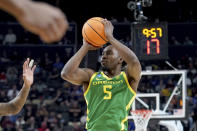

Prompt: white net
[131,110,153,131]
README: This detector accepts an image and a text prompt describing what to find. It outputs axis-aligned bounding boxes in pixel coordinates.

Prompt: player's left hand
[102,19,114,41]
[23,58,36,87]
[83,39,101,50]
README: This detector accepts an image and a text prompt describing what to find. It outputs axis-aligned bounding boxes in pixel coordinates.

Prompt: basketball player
[61,19,141,130]
[0,58,36,116]
[0,0,68,43]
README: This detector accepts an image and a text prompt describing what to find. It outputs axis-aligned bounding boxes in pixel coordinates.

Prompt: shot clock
[131,22,168,60]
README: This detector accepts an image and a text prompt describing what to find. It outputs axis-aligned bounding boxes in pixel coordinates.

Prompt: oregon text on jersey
[92,79,124,85]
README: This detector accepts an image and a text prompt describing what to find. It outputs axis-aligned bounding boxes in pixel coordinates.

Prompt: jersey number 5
[103,85,112,99]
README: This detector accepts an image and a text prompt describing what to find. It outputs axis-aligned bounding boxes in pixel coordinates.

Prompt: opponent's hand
[23,58,36,87]
[102,19,114,41]
[16,1,68,43]
[82,39,101,50]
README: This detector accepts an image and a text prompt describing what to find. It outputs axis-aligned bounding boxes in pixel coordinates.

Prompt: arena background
[0,0,197,131]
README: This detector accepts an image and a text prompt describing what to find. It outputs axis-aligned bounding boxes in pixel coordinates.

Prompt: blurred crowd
[0,23,76,46]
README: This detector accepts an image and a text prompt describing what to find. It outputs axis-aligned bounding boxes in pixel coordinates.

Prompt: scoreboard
[131,22,168,60]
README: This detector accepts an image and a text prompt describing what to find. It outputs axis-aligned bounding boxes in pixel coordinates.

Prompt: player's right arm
[0,0,68,43]
[61,40,98,85]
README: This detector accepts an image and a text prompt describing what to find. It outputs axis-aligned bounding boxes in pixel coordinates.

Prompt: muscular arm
[109,38,141,91]
[61,41,96,85]
[0,58,36,116]
[103,20,141,92]
[0,84,30,116]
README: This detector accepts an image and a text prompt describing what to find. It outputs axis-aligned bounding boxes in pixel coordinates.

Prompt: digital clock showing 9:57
[131,22,168,60]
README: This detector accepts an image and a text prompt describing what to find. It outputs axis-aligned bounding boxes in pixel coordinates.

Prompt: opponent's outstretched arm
[0,58,36,116]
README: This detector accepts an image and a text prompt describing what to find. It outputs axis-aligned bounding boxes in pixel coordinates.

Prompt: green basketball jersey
[84,71,136,131]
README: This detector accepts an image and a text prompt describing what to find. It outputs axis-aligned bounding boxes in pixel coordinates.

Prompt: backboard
[128,70,187,120]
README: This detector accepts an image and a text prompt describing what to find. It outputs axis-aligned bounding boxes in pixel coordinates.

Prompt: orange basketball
[82,17,108,47]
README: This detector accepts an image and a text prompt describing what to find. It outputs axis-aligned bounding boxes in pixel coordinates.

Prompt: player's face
[101,46,121,70]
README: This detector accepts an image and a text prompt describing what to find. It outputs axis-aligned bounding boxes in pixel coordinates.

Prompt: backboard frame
[128,70,187,120]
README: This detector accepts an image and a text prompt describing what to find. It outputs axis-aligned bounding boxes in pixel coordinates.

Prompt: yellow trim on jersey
[122,72,137,110]
[84,72,98,130]
[120,116,128,131]
[101,71,123,80]
[126,95,136,110]
[84,72,98,96]
[84,96,90,129]
[84,95,89,107]
[84,98,90,121]
[87,116,90,121]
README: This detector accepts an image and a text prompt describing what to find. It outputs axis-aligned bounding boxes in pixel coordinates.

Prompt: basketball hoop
[130,109,153,131]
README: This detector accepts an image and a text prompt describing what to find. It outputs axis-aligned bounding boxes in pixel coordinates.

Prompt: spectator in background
[26,116,37,131]
[6,66,18,83]
[155,80,165,92]
[29,85,39,100]
[59,37,72,45]
[49,67,60,81]
[33,58,42,77]
[34,80,47,95]
[53,54,64,71]
[48,112,58,129]
[80,110,87,129]
[192,74,197,86]
[7,84,19,100]
[41,52,53,71]
[68,100,82,123]
[16,116,25,130]
[0,90,9,102]
[3,29,16,45]
[186,72,192,87]
[109,16,118,23]
[170,36,181,45]
[188,62,197,75]
[0,50,10,63]
[122,17,130,23]
[183,36,194,45]
[64,48,73,62]
[1,116,15,130]
[0,71,7,83]
[38,121,50,131]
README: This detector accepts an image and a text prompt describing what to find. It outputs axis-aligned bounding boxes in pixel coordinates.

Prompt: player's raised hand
[16,0,68,43]
[102,19,114,41]
[23,58,36,87]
